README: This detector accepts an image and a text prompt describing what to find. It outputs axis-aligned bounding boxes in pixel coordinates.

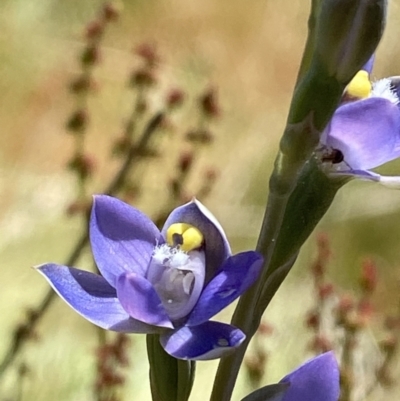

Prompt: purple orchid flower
[37,195,263,360]
[278,352,340,401]
[241,352,340,401]
[318,56,400,187]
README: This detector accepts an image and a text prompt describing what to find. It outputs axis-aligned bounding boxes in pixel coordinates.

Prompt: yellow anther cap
[166,223,204,252]
[345,70,372,100]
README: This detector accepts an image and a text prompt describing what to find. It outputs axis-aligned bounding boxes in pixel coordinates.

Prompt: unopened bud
[315,0,387,83]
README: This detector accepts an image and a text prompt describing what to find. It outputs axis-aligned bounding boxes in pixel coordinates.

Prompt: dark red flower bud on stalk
[178,151,194,173]
[199,87,220,118]
[318,282,335,300]
[135,43,160,67]
[166,88,185,109]
[81,45,101,66]
[185,129,214,144]
[102,2,121,22]
[67,153,96,180]
[85,20,105,41]
[359,258,378,294]
[66,109,89,132]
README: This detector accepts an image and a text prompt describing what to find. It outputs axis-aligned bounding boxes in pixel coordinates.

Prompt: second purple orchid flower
[241,352,340,401]
[319,56,400,186]
[37,195,263,360]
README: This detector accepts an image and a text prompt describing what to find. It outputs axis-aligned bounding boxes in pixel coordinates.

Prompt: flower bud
[315,0,387,83]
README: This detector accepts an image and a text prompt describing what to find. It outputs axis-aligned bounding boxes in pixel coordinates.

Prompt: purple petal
[36,263,157,333]
[362,54,375,74]
[377,175,400,189]
[90,195,163,287]
[390,76,400,108]
[116,272,173,329]
[160,321,245,360]
[322,97,400,170]
[330,169,380,181]
[280,352,340,401]
[161,199,231,283]
[186,251,263,326]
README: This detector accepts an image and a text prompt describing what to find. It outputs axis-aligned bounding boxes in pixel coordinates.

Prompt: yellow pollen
[345,70,372,99]
[166,223,204,252]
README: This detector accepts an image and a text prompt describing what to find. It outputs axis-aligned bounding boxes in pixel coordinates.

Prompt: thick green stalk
[147,334,195,401]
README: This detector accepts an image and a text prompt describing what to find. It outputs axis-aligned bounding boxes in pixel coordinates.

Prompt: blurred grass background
[1,0,400,400]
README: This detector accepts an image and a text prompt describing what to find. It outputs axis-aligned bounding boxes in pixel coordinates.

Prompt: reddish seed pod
[130,68,157,87]
[102,2,121,21]
[359,258,378,293]
[135,43,160,67]
[185,129,214,144]
[318,282,335,300]
[306,311,320,329]
[81,45,101,66]
[66,109,89,132]
[178,151,194,173]
[85,20,105,40]
[199,87,220,118]
[166,88,185,109]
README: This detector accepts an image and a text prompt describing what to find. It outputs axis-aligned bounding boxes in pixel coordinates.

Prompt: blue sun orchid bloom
[37,195,263,360]
[318,56,400,187]
[241,352,340,401]
[279,352,340,401]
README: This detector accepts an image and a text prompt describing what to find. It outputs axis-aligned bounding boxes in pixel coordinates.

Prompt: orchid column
[212,1,388,400]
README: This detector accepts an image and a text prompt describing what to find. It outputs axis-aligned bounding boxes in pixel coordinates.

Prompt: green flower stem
[210,16,348,401]
[211,0,387,397]
[147,334,196,401]
[295,0,322,85]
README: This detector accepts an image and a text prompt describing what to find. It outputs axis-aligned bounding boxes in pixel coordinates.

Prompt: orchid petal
[390,76,400,103]
[322,97,400,170]
[116,272,173,329]
[280,352,340,401]
[160,321,245,360]
[362,54,375,74]
[329,169,400,189]
[186,251,263,326]
[377,175,400,189]
[36,264,157,333]
[162,199,231,282]
[329,169,379,181]
[90,195,163,287]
